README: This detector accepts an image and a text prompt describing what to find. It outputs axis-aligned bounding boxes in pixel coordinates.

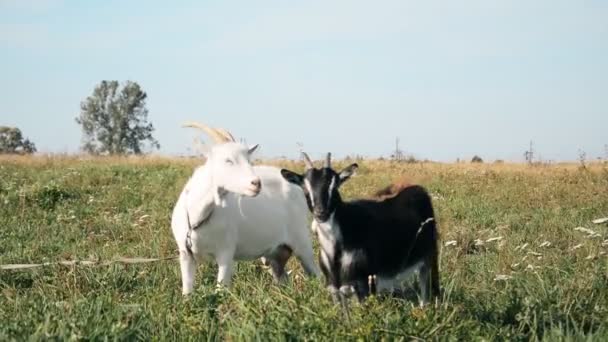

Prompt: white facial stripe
[304,178,315,206]
[327,176,336,204]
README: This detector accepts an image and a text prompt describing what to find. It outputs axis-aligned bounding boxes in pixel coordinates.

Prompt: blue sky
[1,0,607,161]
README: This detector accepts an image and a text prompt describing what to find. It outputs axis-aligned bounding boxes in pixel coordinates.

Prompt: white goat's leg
[179,251,197,295]
[295,247,321,277]
[292,230,321,277]
[216,253,235,287]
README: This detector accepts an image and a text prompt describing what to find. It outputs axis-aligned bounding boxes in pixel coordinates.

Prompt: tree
[75,80,160,154]
[471,155,483,163]
[0,126,36,154]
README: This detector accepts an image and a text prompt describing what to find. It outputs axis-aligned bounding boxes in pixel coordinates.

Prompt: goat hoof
[327,286,341,303]
[339,285,355,298]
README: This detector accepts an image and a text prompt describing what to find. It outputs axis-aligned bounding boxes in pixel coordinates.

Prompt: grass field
[1,155,607,340]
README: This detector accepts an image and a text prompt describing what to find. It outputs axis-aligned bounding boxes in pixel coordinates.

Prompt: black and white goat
[280,153,440,304]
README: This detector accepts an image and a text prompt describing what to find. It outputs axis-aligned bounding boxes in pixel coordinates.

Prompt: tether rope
[1,256,178,271]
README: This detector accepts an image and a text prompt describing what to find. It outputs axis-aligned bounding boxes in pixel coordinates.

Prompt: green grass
[1,156,607,340]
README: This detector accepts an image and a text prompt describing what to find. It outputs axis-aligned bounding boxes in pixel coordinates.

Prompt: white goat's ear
[338,163,358,184]
[247,144,259,155]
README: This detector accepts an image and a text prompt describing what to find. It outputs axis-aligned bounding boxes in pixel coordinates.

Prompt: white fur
[171,143,319,295]
[312,214,340,261]
[304,178,315,206]
[327,177,336,203]
[374,261,424,293]
[339,285,355,297]
[320,250,331,271]
[340,251,355,270]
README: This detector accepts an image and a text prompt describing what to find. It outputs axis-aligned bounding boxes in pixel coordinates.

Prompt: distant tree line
[5,82,608,160]
[0,126,36,154]
[3,80,160,156]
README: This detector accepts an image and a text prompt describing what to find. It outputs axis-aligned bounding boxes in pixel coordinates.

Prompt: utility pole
[524,140,534,165]
[393,137,404,161]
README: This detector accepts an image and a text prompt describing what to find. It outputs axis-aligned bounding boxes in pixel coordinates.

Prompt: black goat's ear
[338,163,358,184]
[280,169,304,186]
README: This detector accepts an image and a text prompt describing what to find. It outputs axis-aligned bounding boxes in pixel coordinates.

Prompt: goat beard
[213,187,247,218]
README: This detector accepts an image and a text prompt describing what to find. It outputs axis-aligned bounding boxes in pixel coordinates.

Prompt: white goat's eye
[225,159,234,165]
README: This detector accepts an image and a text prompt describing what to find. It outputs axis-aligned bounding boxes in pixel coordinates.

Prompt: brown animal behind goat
[373,179,414,200]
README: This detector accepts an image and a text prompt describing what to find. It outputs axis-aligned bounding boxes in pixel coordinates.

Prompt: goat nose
[251,178,261,188]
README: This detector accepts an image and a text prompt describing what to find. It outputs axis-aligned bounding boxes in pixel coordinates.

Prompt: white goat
[171,122,319,294]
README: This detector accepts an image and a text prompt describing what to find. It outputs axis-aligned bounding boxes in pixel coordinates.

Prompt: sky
[1,0,607,162]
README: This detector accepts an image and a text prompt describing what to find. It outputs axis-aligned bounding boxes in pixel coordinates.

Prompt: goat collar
[184,190,216,257]
[184,187,223,230]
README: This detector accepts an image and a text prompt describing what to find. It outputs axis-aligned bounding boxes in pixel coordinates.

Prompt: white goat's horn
[214,127,236,142]
[325,152,331,168]
[182,121,229,143]
[301,152,314,170]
